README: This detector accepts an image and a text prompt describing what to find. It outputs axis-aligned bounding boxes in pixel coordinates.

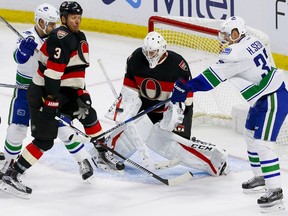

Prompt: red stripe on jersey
[123,77,138,89]
[40,42,48,57]
[26,143,43,160]
[81,42,89,53]
[62,71,85,79]
[70,50,78,58]
[37,68,44,77]
[179,143,217,175]
[47,60,66,73]
[84,121,103,137]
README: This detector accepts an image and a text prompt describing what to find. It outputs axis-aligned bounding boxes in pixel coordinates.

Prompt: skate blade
[0,180,30,199]
[259,200,285,213]
[243,186,267,194]
[85,175,96,184]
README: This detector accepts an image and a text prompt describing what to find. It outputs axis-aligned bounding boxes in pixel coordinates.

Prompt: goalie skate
[258,188,285,213]
[90,148,125,173]
[242,176,266,194]
[0,167,31,199]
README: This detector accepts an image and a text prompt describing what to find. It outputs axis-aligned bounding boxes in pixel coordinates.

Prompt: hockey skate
[242,176,266,194]
[0,166,31,199]
[78,158,94,183]
[257,188,285,213]
[0,152,4,160]
[90,146,125,173]
[219,161,230,176]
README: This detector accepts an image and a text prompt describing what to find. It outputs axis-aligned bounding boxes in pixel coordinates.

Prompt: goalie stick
[56,116,193,186]
[97,59,180,170]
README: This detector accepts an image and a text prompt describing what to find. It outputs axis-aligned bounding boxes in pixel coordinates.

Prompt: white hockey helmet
[142,31,167,69]
[219,16,246,43]
[34,3,60,34]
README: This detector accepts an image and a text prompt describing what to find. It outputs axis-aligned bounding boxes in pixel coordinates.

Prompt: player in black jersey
[0,1,123,198]
[105,31,229,175]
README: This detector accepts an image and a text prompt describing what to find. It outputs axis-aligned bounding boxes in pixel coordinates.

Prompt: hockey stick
[56,117,193,186]
[0,83,28,90]
[0,16,25,40]
[97,58,119,98]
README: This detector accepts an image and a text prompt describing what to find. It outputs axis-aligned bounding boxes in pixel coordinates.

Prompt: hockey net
[148,16,288,159]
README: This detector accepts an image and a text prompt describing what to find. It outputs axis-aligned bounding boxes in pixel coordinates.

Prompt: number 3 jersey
[194,35,285,106]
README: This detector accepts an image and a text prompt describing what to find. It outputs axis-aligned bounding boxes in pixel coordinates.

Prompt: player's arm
[13,34,38,64]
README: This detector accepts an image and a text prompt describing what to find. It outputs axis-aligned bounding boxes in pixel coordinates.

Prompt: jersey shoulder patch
[179,60,188,71]
[57,30,68,39]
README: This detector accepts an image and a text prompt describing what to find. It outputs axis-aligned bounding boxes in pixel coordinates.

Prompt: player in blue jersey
[171,16,288,212]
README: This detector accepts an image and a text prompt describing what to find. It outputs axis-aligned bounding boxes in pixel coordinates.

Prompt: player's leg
[1,89,30,176]
[243,89,288,212]
[0,83,57,197]
[57,115,94,181]
[146,123,228,176]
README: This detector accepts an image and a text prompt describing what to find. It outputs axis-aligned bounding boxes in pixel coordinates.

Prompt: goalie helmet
[219,16,247,43]
[34,3,59,35]
[59,1,83,18]
[142,31,167,69]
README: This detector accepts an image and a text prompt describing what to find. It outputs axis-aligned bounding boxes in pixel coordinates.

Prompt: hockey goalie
[104,31,229,176]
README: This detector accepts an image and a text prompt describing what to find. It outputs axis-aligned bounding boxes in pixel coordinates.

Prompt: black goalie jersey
[123,47,194,139]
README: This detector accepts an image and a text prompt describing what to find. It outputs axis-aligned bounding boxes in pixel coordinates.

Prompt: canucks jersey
[14,27,46,87]
[124,48,193,111]
[189,35,285,106]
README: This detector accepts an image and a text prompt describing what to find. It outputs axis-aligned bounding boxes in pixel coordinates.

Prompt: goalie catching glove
[159,101,184,131]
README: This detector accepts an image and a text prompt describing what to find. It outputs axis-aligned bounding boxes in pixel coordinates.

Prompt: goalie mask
[142,31,167,69]
[34,3,60,35]
[218,16,246,44]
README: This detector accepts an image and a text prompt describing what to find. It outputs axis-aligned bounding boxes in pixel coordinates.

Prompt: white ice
[0,23,288,216]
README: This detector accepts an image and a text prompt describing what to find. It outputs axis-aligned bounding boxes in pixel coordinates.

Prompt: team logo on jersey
[222,47,232,55]
[179,60,188,71]
[57,30,68,39]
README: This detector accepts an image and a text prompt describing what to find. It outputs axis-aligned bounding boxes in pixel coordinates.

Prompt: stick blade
[167,172,193,186]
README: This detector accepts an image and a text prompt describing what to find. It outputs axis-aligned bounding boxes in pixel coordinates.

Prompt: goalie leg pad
[146,124,228,176]
[106,114,153,160]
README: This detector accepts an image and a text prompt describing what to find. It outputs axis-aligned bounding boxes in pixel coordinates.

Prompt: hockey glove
[73,89,91,119]
[171,79,190,104]
[18,37,38,57]
[40,97,59,119]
